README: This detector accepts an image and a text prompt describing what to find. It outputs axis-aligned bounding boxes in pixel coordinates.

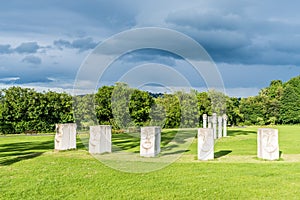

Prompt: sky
[0,0,299,97]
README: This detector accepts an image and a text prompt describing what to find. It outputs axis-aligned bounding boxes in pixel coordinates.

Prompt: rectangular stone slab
[140,126,161,157]
[222,114,227,137]
[218,116,223,138]
[198,128,214,160]
[257,128,279,160]
[55,123,77,150]
[89,125,112,154]
[203,114,207,128]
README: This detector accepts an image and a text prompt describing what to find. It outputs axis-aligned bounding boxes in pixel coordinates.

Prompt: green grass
[1,126,300,199]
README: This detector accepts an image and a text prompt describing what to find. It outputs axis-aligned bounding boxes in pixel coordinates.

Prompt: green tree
[74,94,97,130]
[197,92,211,126]
[0,87,74,134]
[149,99,166,127]
[208,90,226,115]
[0,87,37,133]
[155,94,181,128]
[95,85,114,126]
[111,83,133,129]
[0,90,12,134]
[175,90,199,128]
[280,76,300,124]
[239,95,267,125]
[129,89,154,126]
[44,91,74,127]
[226,97,243,126]
[259,80,283,124]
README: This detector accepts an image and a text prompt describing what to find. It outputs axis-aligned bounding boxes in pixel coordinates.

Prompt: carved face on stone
[198,131,213,152]
[262,130,278,153]
[141,132,153,150]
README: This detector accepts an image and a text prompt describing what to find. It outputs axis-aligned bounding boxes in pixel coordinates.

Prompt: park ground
[0,125,300,199]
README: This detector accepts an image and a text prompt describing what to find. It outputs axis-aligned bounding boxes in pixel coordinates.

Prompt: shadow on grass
[0,152,43,165]
[76,139,86,149]
[112,133,140,151]
[162,144,178,151]
[111,129,196,153]
[0,140,54,155]
[111,130,184,151]
[161,149,190,156]
[228,129,256,136]
[0,135,88,166]
[214,150,232,158]
[161,130,196,146]
[0,139,54,166]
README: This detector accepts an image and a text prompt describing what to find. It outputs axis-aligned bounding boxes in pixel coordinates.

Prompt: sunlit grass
[0,126,300,199]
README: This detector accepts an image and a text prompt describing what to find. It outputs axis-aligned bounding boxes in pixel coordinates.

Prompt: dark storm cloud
[14,42,40,54]
[53,39,72,49]
[22,55,42,65]
[13,77,53,84]
[164,6,300,65]
[119,49,181,66]
[0,0,137,35]
[2,0,300,66]
[70,38,98,51]
[54,37,98,52]
[0,0,300,95]
[0,44,12,54]
[0,42,46,55]
[166,11,242,31]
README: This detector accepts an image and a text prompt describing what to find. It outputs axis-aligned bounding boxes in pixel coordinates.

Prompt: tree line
[0,76,299,134]
[0,87,74,134]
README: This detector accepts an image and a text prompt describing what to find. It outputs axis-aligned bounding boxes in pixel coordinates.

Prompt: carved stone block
[140,126,161,157]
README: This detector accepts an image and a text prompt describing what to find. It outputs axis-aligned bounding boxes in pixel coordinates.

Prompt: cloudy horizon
[1,0,299,97]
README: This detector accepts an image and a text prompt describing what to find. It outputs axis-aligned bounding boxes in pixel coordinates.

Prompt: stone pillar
[257,128,279,160]
[198,128,214,160]
[218,116,223,138]
[69,124,77,149]
[212,113,217,139]
[203,114,207,128]
[208,116,212,129]
[222,114,227,137]
[55,123,77,150]
[140,126,161,157]
[89,125,112,154]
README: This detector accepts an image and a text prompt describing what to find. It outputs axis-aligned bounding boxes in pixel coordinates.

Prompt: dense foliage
[0,87,74,134]
[280,76,300,124]
[0,75,299,133]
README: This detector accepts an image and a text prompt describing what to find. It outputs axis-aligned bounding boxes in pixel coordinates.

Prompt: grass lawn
[0,126,300,199]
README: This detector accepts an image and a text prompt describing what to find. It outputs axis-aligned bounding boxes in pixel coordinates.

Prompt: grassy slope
[0,126,299,199]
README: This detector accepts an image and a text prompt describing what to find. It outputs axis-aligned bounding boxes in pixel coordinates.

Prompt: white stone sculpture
[208,116,212,129]
[257,128,279,160]
[203,114,207,128]
[212,113,217,139]
[198,128,214,160]
[89,125,112,154]
[140,126,161,157]
[218,116,223,138]
[222,114,227,137]
[55,123,77,150]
